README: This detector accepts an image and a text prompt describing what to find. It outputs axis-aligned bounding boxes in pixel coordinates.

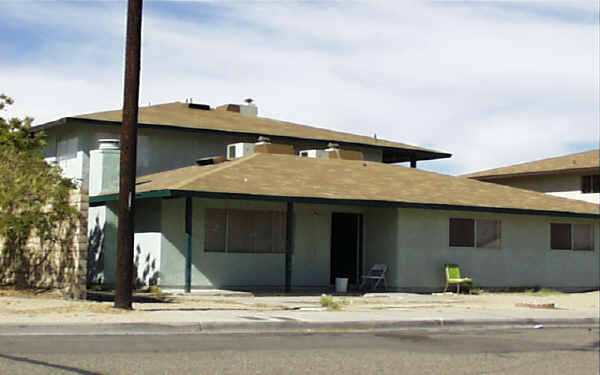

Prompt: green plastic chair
[444,264,473,294]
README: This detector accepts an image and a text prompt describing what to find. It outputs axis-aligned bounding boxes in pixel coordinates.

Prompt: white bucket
[335,277,348,293]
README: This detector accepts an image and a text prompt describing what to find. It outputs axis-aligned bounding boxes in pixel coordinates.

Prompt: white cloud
[1,1,597,175]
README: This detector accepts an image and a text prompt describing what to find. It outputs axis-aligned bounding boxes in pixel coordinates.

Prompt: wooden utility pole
[115,0,143,309]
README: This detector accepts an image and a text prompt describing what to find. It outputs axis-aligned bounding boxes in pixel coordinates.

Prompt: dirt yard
[0,287,597,324]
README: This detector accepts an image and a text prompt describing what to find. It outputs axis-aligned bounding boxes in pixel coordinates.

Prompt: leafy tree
[0,94,78,288]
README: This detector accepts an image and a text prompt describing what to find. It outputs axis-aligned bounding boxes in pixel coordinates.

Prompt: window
[581,175,600,193]
[205,208,286,253]
[449,218,501,248]
[56,136,79,180]
[551,223,594,251]
[476,220,501,248]
[449,218,474,247]
[550,223,571,250]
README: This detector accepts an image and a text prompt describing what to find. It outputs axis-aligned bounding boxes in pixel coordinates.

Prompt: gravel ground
[0,288,597,324]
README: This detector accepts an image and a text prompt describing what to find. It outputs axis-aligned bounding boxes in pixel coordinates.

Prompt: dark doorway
[330,213,363,285]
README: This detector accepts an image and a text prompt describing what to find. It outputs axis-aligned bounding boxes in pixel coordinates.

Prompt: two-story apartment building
[36,103,600,292]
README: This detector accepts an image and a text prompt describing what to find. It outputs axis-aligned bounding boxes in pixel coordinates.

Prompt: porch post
[410,154,417,168]
[285,201,294,292]
[184,197,192,293]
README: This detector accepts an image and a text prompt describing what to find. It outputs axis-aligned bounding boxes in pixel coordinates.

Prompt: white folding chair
[360,264,388,291]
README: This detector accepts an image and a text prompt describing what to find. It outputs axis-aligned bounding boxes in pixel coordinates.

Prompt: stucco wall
[292,204,367,287]
[87,205,106,284]
[155,198,374,289]
[489,174,600,205]
[100,201,119,286]
[101,197,599,291]
[390,208,599,291]
[133,232,162,286]
[184,198,286,289]
[363,207,398,285]
[41,120,385,193]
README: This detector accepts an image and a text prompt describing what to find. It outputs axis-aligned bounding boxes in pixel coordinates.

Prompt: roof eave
[467,167,600,180]
[42,117,452,162]
[31,117,69,132]
[90,189,600,219]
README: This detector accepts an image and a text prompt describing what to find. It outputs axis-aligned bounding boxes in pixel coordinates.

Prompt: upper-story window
[581,175,600,193]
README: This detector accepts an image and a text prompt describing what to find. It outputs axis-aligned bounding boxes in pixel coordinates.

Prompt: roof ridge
[172,153,258,190]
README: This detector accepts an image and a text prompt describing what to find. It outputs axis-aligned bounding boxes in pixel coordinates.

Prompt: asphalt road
[0,328,597,374]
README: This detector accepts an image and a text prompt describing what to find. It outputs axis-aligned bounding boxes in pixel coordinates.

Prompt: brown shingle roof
[463,149,600,180]
[55,102,449,162]
[131,153,599,216]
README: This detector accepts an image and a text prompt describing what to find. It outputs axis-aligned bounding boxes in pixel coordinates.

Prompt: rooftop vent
[216,100,258,116]
[254,136,294,155]
[256,135,270,144]
[196,156,225,166]
[299,149,327,158]
[188,103,211,110]
[301,142,364,160]
[227,143,255,160]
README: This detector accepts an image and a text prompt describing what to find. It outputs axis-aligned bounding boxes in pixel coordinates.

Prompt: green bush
[0,94,78,287]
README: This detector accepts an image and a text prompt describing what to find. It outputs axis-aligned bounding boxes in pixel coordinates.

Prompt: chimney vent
[89,139,120,196]
[216,101,258,116]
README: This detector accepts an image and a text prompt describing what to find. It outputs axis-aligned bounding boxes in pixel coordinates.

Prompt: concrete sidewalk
[1,307,597,336]
[0,290,597,335]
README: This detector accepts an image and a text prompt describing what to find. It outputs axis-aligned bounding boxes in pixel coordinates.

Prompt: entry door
[330,213,363,285]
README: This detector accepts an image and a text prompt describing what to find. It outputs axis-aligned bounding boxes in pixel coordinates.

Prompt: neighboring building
[463,150,600,205]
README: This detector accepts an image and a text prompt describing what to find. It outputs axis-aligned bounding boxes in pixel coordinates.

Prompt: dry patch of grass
[522,287,564,296]
[319,295,350,310]
[0,285,62,298]
[8,304,133,315]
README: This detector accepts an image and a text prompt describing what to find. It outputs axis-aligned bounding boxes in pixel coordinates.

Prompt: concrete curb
[1,317,597,336]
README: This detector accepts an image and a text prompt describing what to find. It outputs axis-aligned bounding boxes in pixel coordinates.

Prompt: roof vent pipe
[325,142,340,151]
[256,136,271,145]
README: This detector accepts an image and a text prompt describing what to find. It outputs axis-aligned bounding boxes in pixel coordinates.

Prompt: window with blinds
[205,208,286,253]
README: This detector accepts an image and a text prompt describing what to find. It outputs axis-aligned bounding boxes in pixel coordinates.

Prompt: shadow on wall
[133,244,160,288]
[87,216,104,284]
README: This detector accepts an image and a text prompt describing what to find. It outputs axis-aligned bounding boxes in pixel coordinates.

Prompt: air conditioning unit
[227,143,255,160]
[299,149,327,159]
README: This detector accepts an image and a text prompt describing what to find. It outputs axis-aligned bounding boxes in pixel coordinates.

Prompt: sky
[1,0,598,175]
